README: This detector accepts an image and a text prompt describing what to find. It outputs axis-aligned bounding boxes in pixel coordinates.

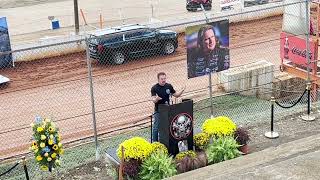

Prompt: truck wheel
[163,41,175,55]
[112,52,125,65]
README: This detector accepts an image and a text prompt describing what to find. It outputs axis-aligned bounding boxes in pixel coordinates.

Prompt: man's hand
[173,85,186,98]
[151,95,162,103]
[182,85,186,92]
[155,95,162,102]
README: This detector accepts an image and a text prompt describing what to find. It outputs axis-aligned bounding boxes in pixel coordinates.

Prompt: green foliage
[139,152,177,180]
[206,137,241,164]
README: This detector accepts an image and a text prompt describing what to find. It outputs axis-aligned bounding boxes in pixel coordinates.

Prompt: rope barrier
[275,89,307,109]
[0,161,20,177]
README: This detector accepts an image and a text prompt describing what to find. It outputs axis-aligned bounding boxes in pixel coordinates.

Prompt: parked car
[186,0,212,12]
[0,75,10,86]
[88,24,178,65]
[244,0,269,6]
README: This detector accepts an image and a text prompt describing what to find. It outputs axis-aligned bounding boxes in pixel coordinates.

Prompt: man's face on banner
[203,28,216,53]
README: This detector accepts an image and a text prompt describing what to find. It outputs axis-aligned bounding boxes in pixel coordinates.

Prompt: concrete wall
[219,60,275,99]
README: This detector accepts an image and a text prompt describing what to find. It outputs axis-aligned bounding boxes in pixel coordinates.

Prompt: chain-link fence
[1,0,318,179]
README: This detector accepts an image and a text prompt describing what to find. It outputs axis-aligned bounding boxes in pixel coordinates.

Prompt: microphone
[166,89,173,105]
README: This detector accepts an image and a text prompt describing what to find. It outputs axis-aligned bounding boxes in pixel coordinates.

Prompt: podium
[158,99,194,156]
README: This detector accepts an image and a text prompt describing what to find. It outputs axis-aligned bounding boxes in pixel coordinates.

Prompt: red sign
[280,32,318,69]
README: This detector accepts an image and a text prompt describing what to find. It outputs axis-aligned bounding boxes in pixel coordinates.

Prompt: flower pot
[239,144,249,155]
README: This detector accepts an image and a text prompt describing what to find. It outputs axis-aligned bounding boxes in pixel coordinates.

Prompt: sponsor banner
[280,32,318,69]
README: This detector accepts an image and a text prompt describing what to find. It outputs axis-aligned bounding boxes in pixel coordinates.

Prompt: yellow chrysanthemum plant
[194,132,210,150]
[116,137,153,161]
[151,142,168,154]
[30,116,64,172]
[202,116,237,138]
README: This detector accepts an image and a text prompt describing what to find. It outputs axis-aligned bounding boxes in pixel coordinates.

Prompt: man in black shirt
[151,72,185,142]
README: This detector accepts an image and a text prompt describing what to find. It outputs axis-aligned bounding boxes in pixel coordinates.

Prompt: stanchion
[301,82,316,121]
[22,156,30,180]
[265,97,279,139]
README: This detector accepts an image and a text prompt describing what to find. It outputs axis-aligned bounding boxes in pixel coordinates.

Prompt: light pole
[74,0,80,34]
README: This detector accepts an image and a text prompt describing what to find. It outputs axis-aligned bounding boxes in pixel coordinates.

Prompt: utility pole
[74,0,80,34]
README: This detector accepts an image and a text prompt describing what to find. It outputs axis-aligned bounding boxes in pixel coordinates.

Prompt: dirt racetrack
[0,15,283,160]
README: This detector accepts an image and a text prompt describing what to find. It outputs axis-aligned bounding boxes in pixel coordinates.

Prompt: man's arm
[173,85,186,98]
[151,86,162,103]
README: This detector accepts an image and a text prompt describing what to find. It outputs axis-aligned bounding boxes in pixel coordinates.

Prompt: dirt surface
[0,15,283,159]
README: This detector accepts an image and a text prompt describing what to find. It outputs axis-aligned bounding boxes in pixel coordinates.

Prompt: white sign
[220,0,241,7]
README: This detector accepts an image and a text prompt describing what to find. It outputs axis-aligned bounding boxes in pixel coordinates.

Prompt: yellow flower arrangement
[37,127,44,132]
[202,116,237,137]
[36,155,43,161]
[40,142,45,148]
[151,142,168,154]
[116,137,153,161]
[41,165,48,171]
[32,142,37,146]
[48,127,55,133]
[194,132,210,150]
[30,116,64,172]
[48,139,54,145]
[40,135,46,140]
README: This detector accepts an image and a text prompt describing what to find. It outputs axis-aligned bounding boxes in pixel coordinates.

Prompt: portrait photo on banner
[186,19,230,79]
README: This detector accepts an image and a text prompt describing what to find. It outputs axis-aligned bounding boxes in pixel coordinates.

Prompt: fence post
[265,97,279,139]
[301,0,316,121]
[85,37,100,160]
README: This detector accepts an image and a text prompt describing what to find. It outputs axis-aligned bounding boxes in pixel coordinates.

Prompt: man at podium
[151,72,186,142]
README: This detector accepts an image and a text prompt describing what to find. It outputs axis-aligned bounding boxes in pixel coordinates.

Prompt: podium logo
[170,113,193,140]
